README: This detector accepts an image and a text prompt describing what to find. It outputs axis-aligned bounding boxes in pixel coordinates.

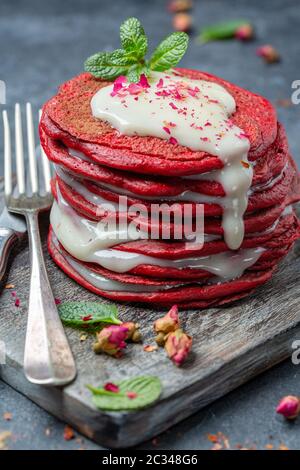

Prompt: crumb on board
[3,412,12,421]
[0,431,12,450]
[143,344,158,352]
[63,425,75,441]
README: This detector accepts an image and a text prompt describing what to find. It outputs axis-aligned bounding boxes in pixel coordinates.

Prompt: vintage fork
[3,103,76,386]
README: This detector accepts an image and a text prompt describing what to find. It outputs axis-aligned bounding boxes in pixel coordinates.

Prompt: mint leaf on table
[120,17,148,60]
[58,301,121,331]
[84,17,189,82]
[87,376,162,411]
[149,32,189,72]
[84,50,135,80]
[199,20,249,43]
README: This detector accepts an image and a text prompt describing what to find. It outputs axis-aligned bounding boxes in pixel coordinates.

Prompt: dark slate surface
[0,0,300,450]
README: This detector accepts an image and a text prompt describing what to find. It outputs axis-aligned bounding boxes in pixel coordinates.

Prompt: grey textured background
[0,0,300,450]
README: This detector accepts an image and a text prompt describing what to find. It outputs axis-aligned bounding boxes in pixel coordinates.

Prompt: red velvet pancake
[40,122,289,208]
[40,69,277,176]
[48,227,275,308]
[48,219,297,282]
[52,158,300,228]
[110,211,300,258]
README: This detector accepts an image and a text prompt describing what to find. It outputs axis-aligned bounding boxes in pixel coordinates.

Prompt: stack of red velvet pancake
[40,69,300,308]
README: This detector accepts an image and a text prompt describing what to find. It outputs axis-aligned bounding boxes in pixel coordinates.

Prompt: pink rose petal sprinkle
[128,83,142,95]
[104,382,120,393]
[169,102,178,110]
[169,137,178,145]
[110,76,127,97]
[156,89,170,97]
[81,314,93,321]
[126,391,138,399]
[187,86,199,97]
[138,74,150,89]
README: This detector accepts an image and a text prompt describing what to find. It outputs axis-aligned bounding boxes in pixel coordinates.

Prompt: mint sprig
[84,17,189,82]
[87,376,162,411]
[58,301,121,331]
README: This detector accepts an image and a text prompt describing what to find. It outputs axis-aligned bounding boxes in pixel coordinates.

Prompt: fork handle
[0,228,18,282]
[24,211,76,386]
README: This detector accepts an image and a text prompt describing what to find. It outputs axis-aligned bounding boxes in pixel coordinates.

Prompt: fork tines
[3,104,52,205]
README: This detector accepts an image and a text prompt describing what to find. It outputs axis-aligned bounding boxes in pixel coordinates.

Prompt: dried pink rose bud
[173,13,192,32]
[155,332,167,347]
[235,24,254,41]
[93,325,128,357]
[154,305,180,335]
[164,328,192,366]
[276,395,300,420]
[104,382,120,393]
[122,322,142,343]
[168,0,193,13]
[256,45,280,63]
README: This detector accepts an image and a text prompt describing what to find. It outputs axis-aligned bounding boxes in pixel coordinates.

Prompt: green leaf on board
[58,301,121,331]
[87,376,162,411]
[199,19,250,43]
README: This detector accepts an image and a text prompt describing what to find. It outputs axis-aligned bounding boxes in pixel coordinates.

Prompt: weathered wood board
[0,177,300,448]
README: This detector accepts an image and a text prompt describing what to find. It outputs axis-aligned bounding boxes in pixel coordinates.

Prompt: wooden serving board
[0,180,300,448]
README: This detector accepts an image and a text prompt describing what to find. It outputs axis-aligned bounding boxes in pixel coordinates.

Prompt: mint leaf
[87,376,162,411]
[127,64,143,83]
[199,20,249,43]
[120,17,148,60]
[84,50,135,80]
[58,301,121,331]
[127,63,150,82]
[149,32,189,72]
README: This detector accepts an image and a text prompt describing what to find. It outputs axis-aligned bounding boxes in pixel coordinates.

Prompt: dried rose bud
[276,395,300,420]
[93,324,128,357]
[235,24,254,41]
[168,0,193,13]
[173,13,192,32]
[155,332,167,347]
[256,45,280,63]
[122,322,142,343]
[164,328,192,366]
[154,305,180,335]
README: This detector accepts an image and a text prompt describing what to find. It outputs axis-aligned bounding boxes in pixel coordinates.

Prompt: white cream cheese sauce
[50,193,264,281]
[64,251,177,293]
[90,71,253,249]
